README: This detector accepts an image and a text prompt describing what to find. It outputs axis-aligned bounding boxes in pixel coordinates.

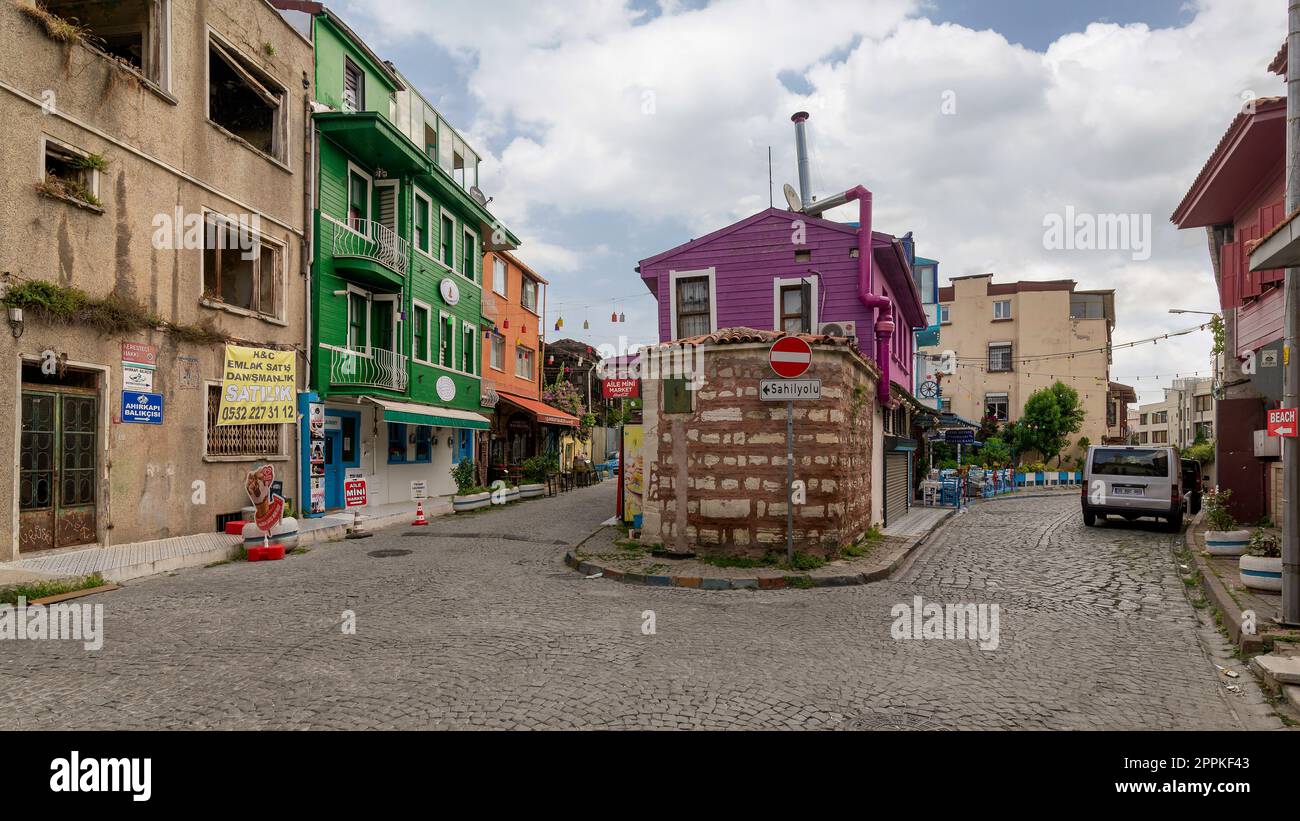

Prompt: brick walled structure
[639,331,880,557]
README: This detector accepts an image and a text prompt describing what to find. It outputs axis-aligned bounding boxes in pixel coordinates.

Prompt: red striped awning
[496,391,579,427]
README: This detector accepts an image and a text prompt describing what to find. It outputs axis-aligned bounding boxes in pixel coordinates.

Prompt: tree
[979,436,1012,466]
[1018,381,1086,466]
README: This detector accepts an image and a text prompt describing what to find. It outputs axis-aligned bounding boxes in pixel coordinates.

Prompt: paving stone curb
[563,507,955,590]
[1181,511,1270,654]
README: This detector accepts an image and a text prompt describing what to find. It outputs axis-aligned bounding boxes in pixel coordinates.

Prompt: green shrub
[450,458,477,494]
[1203,488,1236,531]
[1247,528,1281,558]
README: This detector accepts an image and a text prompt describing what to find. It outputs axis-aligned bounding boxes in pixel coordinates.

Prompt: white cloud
[344,0,1283,388]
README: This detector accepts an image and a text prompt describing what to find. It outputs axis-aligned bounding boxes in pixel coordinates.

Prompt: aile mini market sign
[217,345,296,426]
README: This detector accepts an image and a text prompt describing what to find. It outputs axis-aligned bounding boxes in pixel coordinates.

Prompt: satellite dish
[783,183,803,212]
[469,185,488,206]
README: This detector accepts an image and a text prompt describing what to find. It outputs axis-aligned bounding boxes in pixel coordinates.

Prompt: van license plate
[1113,487,1144,496]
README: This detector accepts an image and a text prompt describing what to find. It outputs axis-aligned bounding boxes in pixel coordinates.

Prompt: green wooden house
[293,7,519,512]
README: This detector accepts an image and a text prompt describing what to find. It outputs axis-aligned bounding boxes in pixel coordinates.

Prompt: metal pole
[786,399,794,564]
[1284,0,1300,624]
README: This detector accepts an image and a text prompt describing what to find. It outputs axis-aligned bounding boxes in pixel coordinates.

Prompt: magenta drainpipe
[844,186,894,405]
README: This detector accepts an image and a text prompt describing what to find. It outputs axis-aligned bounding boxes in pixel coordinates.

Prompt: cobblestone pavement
[0,488,1280,730]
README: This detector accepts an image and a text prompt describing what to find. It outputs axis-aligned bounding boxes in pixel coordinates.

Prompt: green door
[19,390,98,552]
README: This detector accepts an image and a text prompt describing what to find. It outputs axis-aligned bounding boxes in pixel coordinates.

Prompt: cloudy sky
[327,0,1283,406]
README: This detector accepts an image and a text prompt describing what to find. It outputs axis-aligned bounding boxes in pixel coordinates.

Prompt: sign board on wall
[121,341,157,367]
[410,480,428,500]
[760,379,821,401]
[123,365,154,391]
[120,391,163,425]
[217,345,296,426]
[1268,407,1297,437]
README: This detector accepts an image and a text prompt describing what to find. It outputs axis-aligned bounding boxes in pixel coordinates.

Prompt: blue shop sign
[121,391,164,425]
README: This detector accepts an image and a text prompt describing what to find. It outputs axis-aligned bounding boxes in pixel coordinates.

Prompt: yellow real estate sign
[217,345,296,425]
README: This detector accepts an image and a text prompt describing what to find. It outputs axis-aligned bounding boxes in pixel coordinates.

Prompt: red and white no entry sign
[769,336,812,378]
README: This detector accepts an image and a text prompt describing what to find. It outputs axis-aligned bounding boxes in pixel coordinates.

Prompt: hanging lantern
[611,311,618,322]
[555,317,564,330]
[521,324,527,334]
[548,354,555,365]
[583,319,589,330]
[503,317,509,330]
[619,312,626,322]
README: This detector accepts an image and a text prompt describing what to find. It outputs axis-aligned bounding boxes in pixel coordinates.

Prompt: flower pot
[518,483,544,499]
[1239,554,1283,592]
[1204,529,1250,556]
[453,491,491,512]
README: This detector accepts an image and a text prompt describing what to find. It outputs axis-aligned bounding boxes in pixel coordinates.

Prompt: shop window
[201,214,282,320]
[387,423,407,464]
[413,426,432,463]
[205,385,284,458]
[208,35,286,161]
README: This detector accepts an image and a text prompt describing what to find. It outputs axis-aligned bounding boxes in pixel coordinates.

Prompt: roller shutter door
[884,452,910,526]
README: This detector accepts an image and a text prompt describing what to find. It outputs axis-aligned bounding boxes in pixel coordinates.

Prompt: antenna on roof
[768,146,773,208]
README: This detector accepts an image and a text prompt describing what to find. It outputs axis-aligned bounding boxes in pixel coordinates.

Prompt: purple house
[636,201,927,407]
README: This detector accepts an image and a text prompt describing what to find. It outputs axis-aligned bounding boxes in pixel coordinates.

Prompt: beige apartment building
[1136,377,1214,448]
[0,1,313,561]
[920,274,1129,460]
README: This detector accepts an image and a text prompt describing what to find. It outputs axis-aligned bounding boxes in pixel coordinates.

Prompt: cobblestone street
[0,487,1280,730]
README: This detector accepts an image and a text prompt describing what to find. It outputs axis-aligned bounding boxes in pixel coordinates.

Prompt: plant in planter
[450,459,491,512]
[1239,528,1283,592]
[1202,488,1249,555]
[518,455,552,499]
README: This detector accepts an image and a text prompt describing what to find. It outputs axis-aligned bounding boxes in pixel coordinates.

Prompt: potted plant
[1202,488,1249,555]
[518,455,549,499]
[1239,528,1282,592]
[450,459,491,512]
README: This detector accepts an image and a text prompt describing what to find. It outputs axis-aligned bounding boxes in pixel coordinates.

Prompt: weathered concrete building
[638,330,879,557]
[0,0,313,560]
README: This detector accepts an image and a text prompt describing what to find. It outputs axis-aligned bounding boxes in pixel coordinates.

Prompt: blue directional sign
[944,428,975,445]
[121,391,164,425]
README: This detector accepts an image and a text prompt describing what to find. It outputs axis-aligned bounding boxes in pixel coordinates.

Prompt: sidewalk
[1182,511,1300,653]
[568,504,954,589]
[0,498,441,584]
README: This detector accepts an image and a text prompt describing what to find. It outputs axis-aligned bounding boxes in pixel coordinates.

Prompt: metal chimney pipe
[791,111,812,209]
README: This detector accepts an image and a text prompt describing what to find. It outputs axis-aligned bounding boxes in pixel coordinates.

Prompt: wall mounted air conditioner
[818,321,857,339]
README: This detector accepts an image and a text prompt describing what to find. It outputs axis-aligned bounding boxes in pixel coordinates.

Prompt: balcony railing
[330,346,408,391]
[333,218,409,276]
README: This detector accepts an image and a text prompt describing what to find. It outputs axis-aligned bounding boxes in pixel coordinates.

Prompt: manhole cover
[367,549,412,558]
[838,712,944,731]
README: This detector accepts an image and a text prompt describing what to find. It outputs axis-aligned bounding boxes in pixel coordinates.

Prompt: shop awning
[365,397,490,430]
[497,391,580,427]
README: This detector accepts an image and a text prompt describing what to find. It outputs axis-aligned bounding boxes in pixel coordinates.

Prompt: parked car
[607,450,620,475]
[1081,445,1183,531]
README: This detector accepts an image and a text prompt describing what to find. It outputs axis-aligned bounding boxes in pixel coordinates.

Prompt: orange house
[480,250,578,476]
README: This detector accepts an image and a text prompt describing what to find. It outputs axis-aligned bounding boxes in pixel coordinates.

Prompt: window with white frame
[521,277,538,312]
[993,299,1012,320]
[985,392,1009,422]
[412,301,431,363]
[413,190,432,256]
[490,333,505,370]
[438,312,455,368]
[492,257,508,297]
[461,228,477,280]
[673,271,714,338]
[343,57,365,112]
[440,212,455,268]
[461,322,476,374]
[347,164,371,230]
[988,343,1013,372]
[201,213,283,320]
[939,304,951,324]
[515,346,535,380]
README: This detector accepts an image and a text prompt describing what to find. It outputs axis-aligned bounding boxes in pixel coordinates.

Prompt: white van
[1081,446,1182,531]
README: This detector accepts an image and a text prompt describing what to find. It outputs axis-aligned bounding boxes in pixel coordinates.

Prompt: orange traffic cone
[412,500,429,526]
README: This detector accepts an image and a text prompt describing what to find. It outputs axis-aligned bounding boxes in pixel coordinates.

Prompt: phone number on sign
[218,404,291,423]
